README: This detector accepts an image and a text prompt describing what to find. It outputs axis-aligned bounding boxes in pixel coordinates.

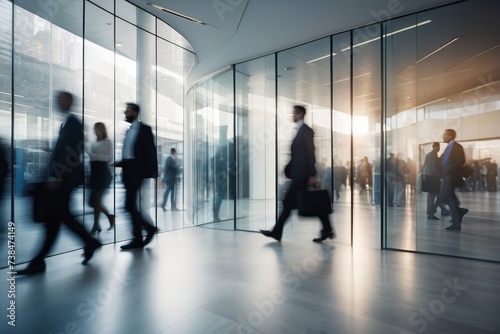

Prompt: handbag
[297,185,333,217]
[420,174,440,193]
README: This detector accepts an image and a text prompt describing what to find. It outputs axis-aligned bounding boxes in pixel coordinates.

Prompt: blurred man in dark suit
[117,103,158,250]
[18,91,101,275]
[161,147,179,211]
[260,105,334,242]
[439,129,468,231]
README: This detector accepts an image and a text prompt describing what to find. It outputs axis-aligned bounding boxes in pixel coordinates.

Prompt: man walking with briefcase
[260,105,334,242]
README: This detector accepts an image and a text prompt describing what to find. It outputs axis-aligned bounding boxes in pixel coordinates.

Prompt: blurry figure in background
[440,129,468,231]
[211,145,228,222]
[423,142,449,219]
[18,91,102,275]
[391,153,408,206]
[87,122,114,235]
[486,158,497,192]
[386,153,396,207]
[406,157,417,191]
[161,147,180,211]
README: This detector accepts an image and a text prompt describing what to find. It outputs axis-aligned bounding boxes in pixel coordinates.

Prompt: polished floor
[1,225,500,334]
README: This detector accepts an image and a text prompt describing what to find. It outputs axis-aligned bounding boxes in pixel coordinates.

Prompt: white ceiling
[127,0,459,86]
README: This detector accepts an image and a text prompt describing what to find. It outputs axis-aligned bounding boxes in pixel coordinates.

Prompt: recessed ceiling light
[147,2,207,25]
[284,67,295,71]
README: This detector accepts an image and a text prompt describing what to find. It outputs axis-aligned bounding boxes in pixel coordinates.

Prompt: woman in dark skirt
[88,122,114,235]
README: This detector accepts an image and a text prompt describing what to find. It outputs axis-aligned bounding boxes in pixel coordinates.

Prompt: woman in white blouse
[88,122,114,235]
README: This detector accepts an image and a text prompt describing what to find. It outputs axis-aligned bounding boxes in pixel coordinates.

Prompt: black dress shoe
[427,215,440,220]
[120,240,144,250]
[82,240,102,264]
[17,260,46,275]
[445,224,461,231]
[313,230,336,243]
[260,230,281,242]
[143,227,159,247]
[441,211,450,216]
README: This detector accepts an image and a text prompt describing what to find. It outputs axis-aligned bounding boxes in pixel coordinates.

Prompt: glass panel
[84,2,115,244]
[0,0,12,267]
[115,18,157,243]
[116,0,155,33]
[156,38,195,231]
[352,24,382,249]
[385,15,418,251]
[89,0,114,14]
[235,55,276,231]
[414,0,500,260]
[157,19,195,52]
[13,1,84,263]
[332,32,353,244]
[277,37,333,241]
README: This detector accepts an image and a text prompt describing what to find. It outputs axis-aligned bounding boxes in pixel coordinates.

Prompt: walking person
[423,142,449,219]
[87,122,114,235]
[260,105,334,242]
[18,91,101,275]
[161,147,179,211]
[116,103,158,250]
[439,129,468,231]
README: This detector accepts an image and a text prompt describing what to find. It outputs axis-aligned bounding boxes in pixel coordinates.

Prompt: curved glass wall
[0,0,195,268]
[188,0,500,262]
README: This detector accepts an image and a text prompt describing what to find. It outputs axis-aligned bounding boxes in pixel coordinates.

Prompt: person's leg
[161,186,169,210]
[169,183,177,209]
[439,176,460,229]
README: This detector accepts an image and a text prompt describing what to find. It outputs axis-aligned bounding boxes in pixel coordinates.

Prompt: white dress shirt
[122,120,140,160]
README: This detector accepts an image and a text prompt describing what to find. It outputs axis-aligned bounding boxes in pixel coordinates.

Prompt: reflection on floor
[1,227,499,334]
[1,185,498,267]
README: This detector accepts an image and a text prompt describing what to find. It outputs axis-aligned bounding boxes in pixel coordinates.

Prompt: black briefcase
[420,174,440,193]
[297,186,333,217]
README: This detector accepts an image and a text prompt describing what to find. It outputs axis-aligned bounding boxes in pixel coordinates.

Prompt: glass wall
[187,70,234,229]
[1,0,195,268]
[0,0,12,268]
[385,0,500,260]
[352,24,383,249]
[189,0,500,262]
[235,55,276,231]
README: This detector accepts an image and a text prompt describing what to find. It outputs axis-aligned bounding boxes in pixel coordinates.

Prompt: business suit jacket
[441,141,465,187]
[424,150,440,177]
[132,123,158,180]
[287,124,316,181]
[50,114,84,186]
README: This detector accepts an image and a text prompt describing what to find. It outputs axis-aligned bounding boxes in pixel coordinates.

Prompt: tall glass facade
[187,0,500,262]
[0,0,195,267]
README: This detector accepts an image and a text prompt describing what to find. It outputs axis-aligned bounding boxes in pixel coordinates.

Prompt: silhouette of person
[161,147,179,211]
[423,142,449,219]
[386,153,396,207]
[116,103,158,250]
[391,153,407,206]
[439,129,468,231]
[260,105,334,242]
[17,91,101,275]
[211,145,228,222]
[87,122,114,235]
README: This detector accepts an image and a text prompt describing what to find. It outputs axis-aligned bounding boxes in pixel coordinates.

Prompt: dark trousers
[161,182,176,209]
[272,180,332,239]
[122,160,155,241]
[439,175,461,226]
[213,185,227,219]
[426,191,448,216]
[33,181,95,263]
